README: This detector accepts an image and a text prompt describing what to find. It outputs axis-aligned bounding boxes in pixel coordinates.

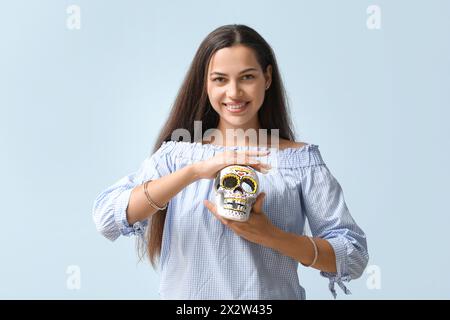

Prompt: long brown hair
[139,24,296,268]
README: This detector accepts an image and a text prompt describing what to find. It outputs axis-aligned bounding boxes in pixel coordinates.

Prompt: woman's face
[207,45,272,130]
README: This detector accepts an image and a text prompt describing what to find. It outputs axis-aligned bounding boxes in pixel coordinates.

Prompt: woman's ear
[264,65,272,90]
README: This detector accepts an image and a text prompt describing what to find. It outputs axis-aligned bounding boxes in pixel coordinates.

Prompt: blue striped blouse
[92,141,369,299]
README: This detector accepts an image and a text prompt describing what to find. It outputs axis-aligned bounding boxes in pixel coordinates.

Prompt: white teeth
[225,102,248,110]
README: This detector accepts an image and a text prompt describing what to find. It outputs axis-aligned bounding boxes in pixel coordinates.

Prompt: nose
[233,186,244,194]
[227,81,243,98]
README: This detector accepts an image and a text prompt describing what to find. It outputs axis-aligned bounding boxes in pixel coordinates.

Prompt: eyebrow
[209,68,258,76]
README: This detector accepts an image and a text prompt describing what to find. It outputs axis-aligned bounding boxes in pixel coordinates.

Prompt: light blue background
[1,0,449,299]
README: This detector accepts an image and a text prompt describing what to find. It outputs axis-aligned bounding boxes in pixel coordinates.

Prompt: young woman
[93,24,368,299]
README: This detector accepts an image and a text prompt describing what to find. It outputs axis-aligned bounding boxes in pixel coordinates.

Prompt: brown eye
[241,177,256,193]
[222,175,239,189]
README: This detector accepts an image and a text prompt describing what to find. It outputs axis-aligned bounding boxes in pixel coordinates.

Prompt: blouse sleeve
[92,142,175,241]
[298,163,369,299]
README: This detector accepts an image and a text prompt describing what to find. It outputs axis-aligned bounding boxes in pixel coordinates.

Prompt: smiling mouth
[222,101,250,113]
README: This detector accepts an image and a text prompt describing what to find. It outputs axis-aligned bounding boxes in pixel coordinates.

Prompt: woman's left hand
[203,193,280,248]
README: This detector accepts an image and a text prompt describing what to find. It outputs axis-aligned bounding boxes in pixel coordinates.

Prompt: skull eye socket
[221,174,239,190]
[241,177,257,194]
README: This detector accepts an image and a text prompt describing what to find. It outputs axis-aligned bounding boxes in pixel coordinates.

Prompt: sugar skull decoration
[213,165,259,222]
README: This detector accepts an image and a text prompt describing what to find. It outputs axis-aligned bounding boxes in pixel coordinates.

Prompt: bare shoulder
[277,139,307,150]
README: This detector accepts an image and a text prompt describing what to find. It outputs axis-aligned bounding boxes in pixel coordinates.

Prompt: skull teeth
[223,202,246,212]
[222,198,247,213]
[224,198,246,205]
[224,205,246,212]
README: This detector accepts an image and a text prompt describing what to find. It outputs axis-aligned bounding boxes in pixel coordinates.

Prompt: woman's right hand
[192,150,272,180]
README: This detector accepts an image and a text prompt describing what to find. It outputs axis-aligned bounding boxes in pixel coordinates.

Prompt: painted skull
[213,165,259,222]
